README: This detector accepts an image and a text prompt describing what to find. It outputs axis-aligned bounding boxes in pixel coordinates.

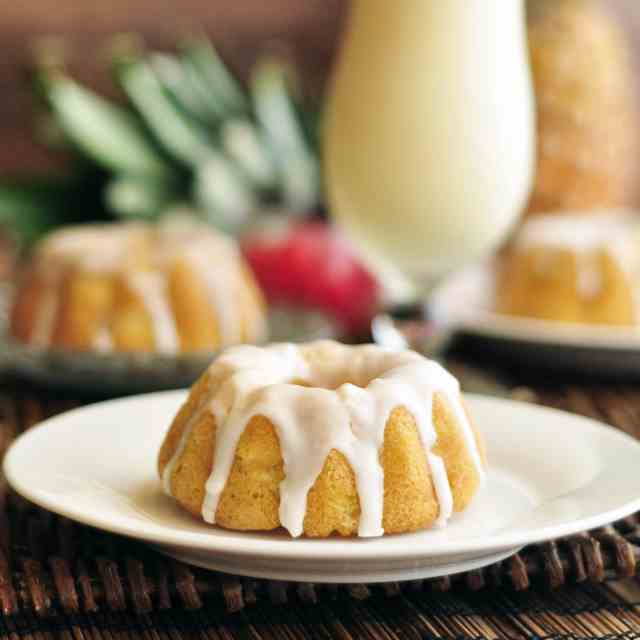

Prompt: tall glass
[324,0,536,316]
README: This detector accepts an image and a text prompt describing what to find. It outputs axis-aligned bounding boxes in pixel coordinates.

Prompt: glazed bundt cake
[158,341,486,538]
[10,218,266,354]
[497,213,639,325]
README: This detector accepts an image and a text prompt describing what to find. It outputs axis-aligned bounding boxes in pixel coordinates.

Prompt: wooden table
[2,342,640,639]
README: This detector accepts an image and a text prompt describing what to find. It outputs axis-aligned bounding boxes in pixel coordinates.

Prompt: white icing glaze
[162,341,484,538]
[162,391,213,495]
[93,326,114,353]
[516,213,639,272]
[156,217,267,346]
[516,211,637,249]
[427,454,453,528]
[186,247,242,345]
[576,253,603,299]
[127,272,180,354]
[38,224,147,272]
[30,276,60,347]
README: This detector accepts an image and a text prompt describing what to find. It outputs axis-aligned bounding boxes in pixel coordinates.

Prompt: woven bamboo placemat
[2,363,640,639]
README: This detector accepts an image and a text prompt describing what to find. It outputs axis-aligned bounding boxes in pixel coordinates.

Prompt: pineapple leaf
[250,57,320,213]
[114,53,217,167]
[180,35,249,116]
[220,118,278,192]
[193,156,258,234]
[150,53,216,125]
[113,43,267,230]
[104,175,179,220]
[39,70,171,178]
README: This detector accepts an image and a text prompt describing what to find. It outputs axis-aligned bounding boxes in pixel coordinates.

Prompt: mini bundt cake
[10,217,266,354]
[497,213,639,325]
[158,341,486,538]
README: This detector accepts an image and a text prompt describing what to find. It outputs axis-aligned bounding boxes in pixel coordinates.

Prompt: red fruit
[242,220,380,335]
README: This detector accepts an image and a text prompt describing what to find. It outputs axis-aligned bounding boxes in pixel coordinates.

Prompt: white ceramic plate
[431,263,640,376]
[5,391,640,583]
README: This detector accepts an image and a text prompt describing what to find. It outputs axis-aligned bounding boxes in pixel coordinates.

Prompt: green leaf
[193,156,258,234]
[150,53,217,125]
[181,35,248,116]
[116,55,218,167]
[180,54,228,124]
[149,54,277,192]
[250,58,320,212]
[220,118,278,191]
[104,175,178,220]
[297,103,323,156]
[42,72,171,177]
[114,48,265,228]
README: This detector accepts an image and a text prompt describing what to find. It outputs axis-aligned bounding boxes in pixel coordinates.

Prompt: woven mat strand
[2,585,640,639]
[3,378,640,638]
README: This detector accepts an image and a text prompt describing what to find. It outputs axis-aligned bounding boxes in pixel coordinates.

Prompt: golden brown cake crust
[497,214,638,327]
[497,247,635,326]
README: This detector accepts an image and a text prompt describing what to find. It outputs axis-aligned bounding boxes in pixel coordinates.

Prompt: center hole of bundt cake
[289,378,313,388]
[294,347,396,391]
[288,377,371,391]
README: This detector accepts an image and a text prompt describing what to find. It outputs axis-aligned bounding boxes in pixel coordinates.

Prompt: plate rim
[5,389,640,561]
[152,544,524,583]
[432,262,640,351]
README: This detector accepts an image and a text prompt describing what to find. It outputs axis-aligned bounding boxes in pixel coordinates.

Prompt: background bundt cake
[10,217,266,354]
[496,214,640,326]
[158,341,486,538]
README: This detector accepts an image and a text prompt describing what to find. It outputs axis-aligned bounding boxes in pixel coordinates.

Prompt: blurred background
[1,0,343,175]
[0,0,636,175]
[5,0,640,383]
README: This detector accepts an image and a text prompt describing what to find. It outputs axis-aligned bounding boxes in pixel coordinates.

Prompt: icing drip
[187,248,242,345]
[427,454,453,527]
[93,327,114,353]
[516,213,639,277]
[30,271,61,348]
[576,253,603,299]
[162,394,210,495]
[156,217,263,345]
[515,212,638,253]
[163,341,484,538]
[38,224,147,272]
[127,272,179,354]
